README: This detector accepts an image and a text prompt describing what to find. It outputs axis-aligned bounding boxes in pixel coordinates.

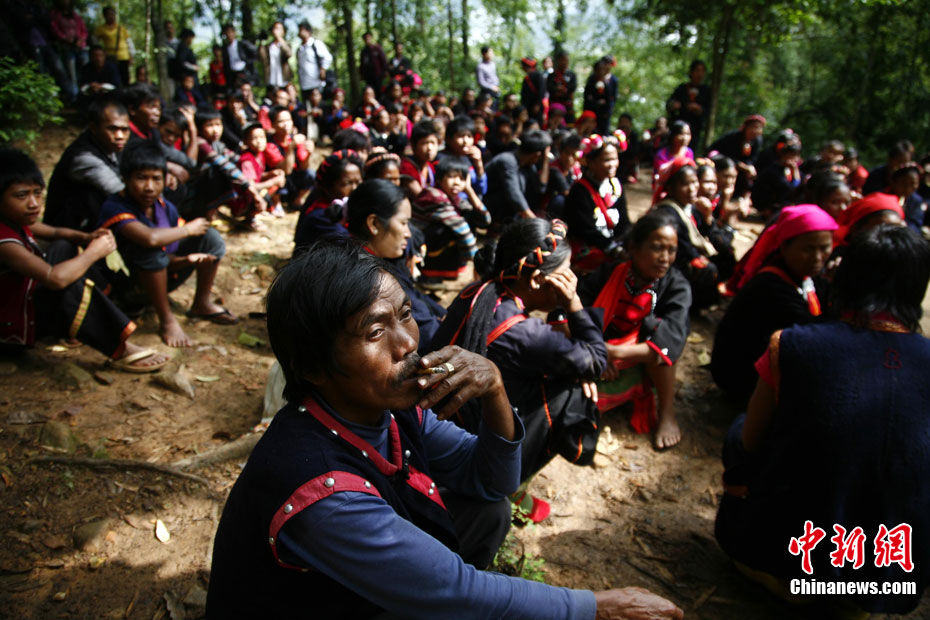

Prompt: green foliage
[491,504,547,582]
[0,59,62,147]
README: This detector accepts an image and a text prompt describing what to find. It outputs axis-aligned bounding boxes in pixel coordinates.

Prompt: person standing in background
[49,0,88,104]
[94,6,133,87]
[547,50,577,123]
[476,46,500,108]
[359,32,387,92]
[666,60,711,151]
[295,21,332,103]
[260,21,293,94]
[222,23,258,86]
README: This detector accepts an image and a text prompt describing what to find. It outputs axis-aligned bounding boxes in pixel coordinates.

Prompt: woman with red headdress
[653,156,735,310]
[711,205,838,402]
[563,131,630,272]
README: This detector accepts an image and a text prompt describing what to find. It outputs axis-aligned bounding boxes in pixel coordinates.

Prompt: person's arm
[0,230,115,291]
[68,151,124,195]
[430,203,478,258]
[640,269,692,365]
[199,140,250,185]
[116,217,210,249]
[30,222,97,246]
[276,493,596,620]
[501,157,533,216]
[742,331,781,452]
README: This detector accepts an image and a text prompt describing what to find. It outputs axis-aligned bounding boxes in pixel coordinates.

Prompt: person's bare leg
[188,259,233,317]
[646,363,680,449]
[137,269,191,347]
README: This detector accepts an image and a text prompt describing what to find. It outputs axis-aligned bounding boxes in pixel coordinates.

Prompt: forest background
[17,0,930,161]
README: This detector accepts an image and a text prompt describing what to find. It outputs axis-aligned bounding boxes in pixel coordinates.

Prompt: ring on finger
[443,362,455,375]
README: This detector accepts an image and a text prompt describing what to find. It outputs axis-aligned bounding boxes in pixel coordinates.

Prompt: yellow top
[95,23,131,61]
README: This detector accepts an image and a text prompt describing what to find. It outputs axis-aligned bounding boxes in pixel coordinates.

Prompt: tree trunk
[447,0,455,91]
[365,0,372,35]
[241,0,254,41]
[341,0,360,106]
[153,0,171,101]
[704,2,735,151]
[390,0,398,49]
[461,0,469,68]
[554,0,566,53]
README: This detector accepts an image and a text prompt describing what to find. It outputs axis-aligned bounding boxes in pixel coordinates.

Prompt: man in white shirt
[476,45,499,107]
[260,21,293,90]
[296,21,332,101]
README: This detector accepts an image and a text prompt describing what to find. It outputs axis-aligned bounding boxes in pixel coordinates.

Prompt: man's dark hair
[689,59,706,73]
[0,147,45,194]
[195,107,222,129]
[120,82,161,111]
[160,105,190,132]
[221,22,235,32]
[889,140,914,159]
[180,28,195,39]
[363,31,372,38]
[268,104,290,124]
[89,44,104,54]
[346,179,406,239]
[119,142,167,178]
[410,120,440,147]
[267,240,389,401]
[518,128,551,154]
[446,115,475,138]
[87,96,127,125]
[435,156,470,182]
[834,225,930,332]
[298,20,312,33]
[332,129,371,153]
[480,45,490,55]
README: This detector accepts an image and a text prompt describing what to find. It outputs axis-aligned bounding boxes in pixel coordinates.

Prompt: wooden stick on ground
[29,455,210,486]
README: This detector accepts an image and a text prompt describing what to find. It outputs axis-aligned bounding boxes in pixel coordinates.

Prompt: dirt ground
[0,124,927,620]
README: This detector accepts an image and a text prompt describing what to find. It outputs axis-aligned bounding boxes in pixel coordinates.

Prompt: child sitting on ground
[99,143,237,348]
[412,157,479,283]
[193,108,266,220]
[231,123,286,228]
[0,148,169,371]
[400,120,440,195]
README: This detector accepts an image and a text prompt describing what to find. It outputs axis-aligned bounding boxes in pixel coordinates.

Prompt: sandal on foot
[110,349,170,373]
[186,308,240,325]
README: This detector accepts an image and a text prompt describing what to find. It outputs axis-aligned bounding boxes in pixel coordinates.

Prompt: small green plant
[491,503,547,582]
[0,58,63,146]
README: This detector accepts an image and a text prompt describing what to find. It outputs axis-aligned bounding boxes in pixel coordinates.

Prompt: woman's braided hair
[450,218,571,357]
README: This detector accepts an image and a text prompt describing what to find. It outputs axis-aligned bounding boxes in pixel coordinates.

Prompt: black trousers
[440,491,511,570]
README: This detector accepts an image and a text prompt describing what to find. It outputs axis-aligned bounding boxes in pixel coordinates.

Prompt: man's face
[272,22,284,38]
[104,8,116,24]
[165,21,175,38]
[160,120,182,146]
[246,128,267,153]
[557,54,569,71]
[363,34,372,46]
[126,168,165,209]
[201,118,224,143]
[450,130,474,154]
[395,43,403,56]
[690,63,706,84]
[91,105,130,153]
[91,49,106,68]
[0,182,44,227]
[315,274,421,417]
[224,27,236,42]
[414,134,439,163]
[273,110,293,136]
[182,75,195,90]
[133,99,161,131]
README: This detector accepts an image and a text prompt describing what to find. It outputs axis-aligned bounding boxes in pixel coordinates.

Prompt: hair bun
[474,241,498,281]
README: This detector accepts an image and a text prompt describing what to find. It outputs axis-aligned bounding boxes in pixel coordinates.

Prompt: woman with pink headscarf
[711,205,838,402]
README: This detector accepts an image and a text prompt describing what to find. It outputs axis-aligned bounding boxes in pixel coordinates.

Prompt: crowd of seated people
[3,11,930,617]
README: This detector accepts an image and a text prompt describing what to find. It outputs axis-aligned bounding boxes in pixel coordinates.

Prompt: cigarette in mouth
[416,366,449,375]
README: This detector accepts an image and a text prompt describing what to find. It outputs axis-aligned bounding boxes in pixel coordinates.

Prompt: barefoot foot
[120,342,171,369]
[160,317,192,347]
[653,414,681,450]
